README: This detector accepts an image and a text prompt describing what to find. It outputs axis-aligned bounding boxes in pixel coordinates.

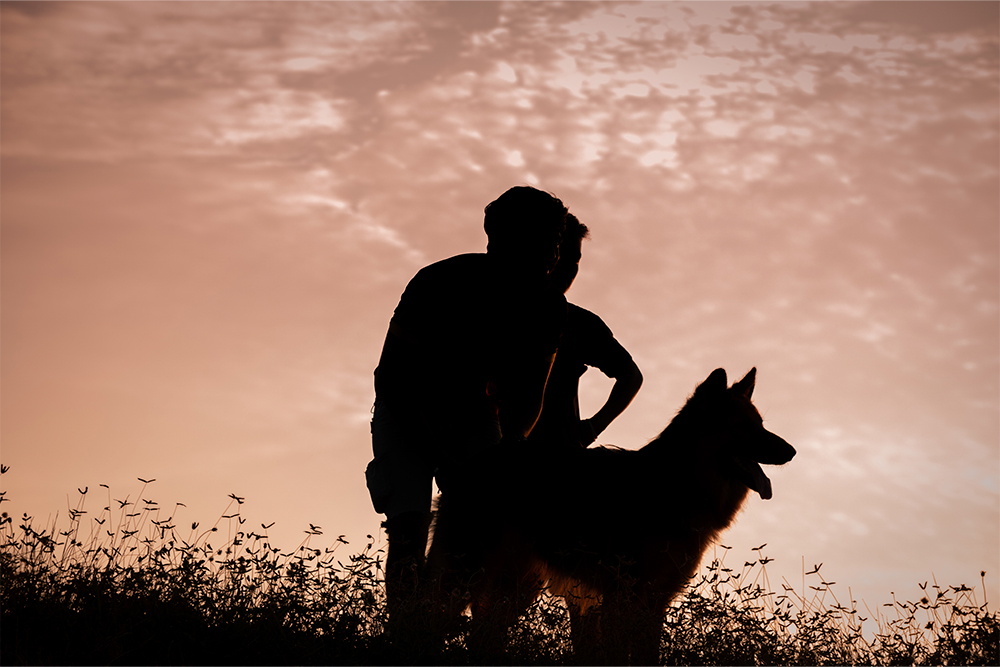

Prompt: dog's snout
[776,439,796,464]
[757,431,796,465]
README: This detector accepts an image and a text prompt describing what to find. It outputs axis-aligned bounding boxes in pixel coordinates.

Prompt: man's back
[375,252,566,456]
[377,254,496,431]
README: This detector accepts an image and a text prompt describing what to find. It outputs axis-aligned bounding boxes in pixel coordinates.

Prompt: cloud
[208,90,348,145]
[0,2,433,160]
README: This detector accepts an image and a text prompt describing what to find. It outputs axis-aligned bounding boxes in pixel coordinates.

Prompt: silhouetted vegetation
[1,472,996,665]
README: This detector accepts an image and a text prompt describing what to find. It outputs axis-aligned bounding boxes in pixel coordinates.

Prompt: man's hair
[563,213,590,246]
[483,186,568,250]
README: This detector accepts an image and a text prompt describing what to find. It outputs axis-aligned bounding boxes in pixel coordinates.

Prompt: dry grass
[1,470,996,665]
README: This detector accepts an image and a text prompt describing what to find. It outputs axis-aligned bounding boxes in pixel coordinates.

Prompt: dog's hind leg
[465,547,546,662]
[426,497,498,651]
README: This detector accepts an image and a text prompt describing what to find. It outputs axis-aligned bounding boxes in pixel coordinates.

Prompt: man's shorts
[365,399,501,520]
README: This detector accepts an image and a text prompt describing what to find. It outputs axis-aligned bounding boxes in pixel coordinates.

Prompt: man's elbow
[629,361,643,389]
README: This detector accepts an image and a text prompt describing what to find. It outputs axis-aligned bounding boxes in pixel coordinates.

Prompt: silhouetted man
[528,214,643,451]
[365,186,568,634]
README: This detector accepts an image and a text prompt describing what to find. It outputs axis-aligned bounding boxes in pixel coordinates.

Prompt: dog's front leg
[567,599,601,661]
[628,599,667,666]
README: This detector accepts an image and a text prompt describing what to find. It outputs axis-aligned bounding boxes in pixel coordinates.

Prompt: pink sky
[3,1,998,614]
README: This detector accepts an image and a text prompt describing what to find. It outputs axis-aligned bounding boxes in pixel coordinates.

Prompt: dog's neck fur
[640,390,752,536]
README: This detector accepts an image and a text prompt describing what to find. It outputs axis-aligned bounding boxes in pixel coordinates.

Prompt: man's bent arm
[588,358,643,437]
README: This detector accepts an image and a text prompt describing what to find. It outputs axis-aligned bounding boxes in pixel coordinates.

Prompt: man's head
[484,186,567,278]
[549,213,589,294]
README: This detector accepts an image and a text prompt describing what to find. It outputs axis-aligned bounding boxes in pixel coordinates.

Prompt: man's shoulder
[568,303,608,327]
[564,302,633,371]
[406,253,488,291]
[418,252,488,275]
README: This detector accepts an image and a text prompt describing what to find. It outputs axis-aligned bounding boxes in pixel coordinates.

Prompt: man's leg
[367,399,435,643]
[383,509,432,625]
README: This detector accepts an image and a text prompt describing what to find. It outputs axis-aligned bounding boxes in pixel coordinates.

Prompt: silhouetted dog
[426,368,796,664]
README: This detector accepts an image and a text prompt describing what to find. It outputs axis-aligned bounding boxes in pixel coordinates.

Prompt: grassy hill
[1,474,996,665]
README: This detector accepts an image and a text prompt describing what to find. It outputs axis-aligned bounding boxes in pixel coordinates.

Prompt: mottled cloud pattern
[2,1,997,609]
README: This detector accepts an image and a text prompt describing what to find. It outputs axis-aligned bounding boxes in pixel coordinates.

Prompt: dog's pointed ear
[734,367,757,399]
[698,368,728,395]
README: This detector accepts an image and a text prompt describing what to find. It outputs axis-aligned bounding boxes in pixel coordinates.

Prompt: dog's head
[689,367,796,500]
